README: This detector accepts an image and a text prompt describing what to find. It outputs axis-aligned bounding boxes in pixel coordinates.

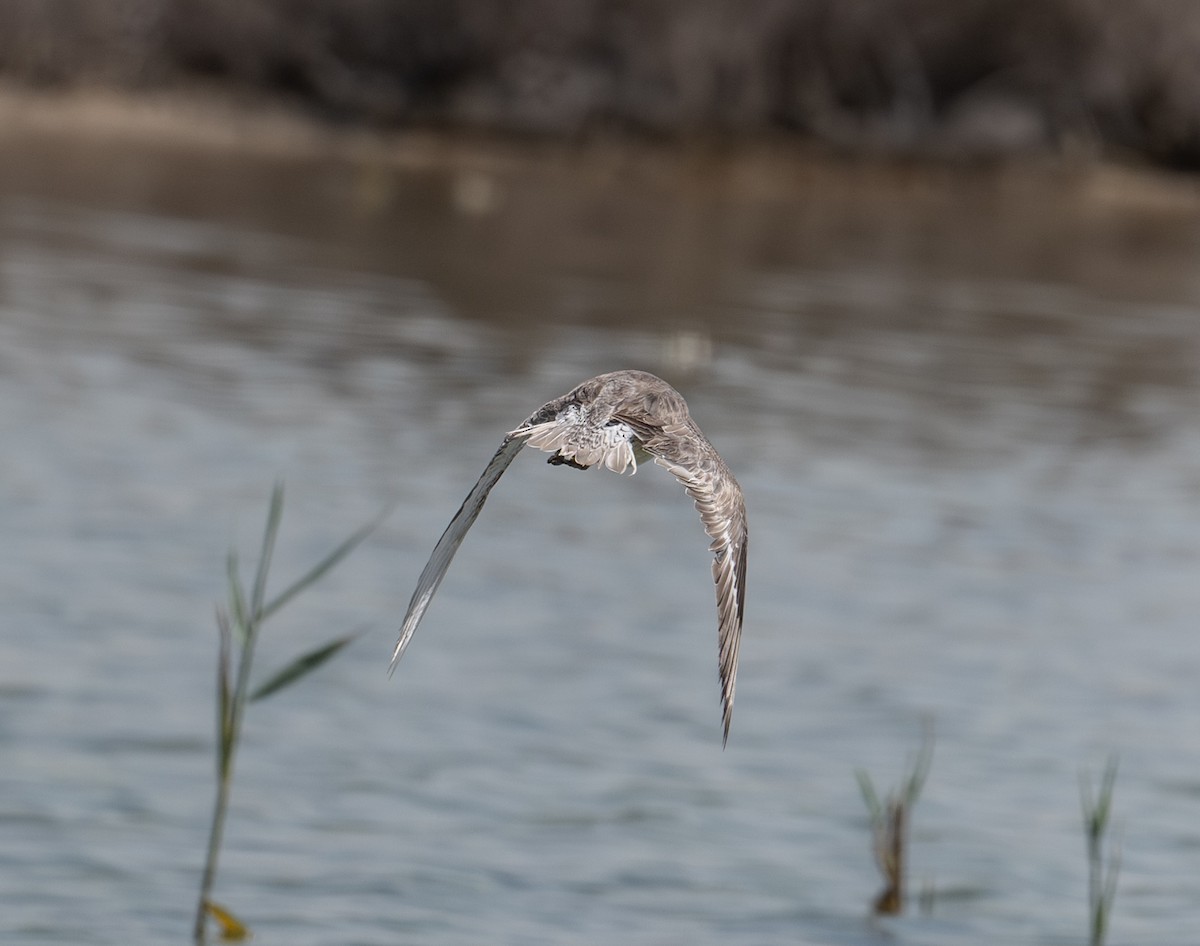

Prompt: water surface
[3,133,1200,944]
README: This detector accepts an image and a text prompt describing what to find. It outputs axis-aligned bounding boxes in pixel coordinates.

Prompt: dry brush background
[1,0,1199,166]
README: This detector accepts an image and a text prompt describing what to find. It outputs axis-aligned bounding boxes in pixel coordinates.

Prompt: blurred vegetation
[194,484,383,943]
[1080,756,1121,946]
[1,0,1199,167]
[856,721,934,915]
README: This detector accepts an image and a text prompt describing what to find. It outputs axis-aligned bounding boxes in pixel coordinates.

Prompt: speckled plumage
[389,370,748,745]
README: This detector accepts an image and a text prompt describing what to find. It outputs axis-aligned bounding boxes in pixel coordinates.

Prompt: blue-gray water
[4,136,1200,944]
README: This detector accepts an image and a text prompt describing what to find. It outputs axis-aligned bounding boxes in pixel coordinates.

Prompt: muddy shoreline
[3,79,1196,350]
[1,82,1197,212]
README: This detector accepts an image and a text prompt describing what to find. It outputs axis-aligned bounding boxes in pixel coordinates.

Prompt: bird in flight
[389,369,748,745]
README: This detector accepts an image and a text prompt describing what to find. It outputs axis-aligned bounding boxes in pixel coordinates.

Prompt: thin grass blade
[904,724,935,805]
[249,632,360,702]
[856,769,883,822]
[215,607,235,778]
[1097,756,1119,824]
[226,550,249,645]
[250,483,285,621]
[260,504,392,622]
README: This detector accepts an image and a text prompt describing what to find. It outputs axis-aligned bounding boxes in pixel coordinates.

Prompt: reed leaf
[226,550,249,645]
[903,726,935,806]
[856,769,883,822]
[250,482,285,620]
[204,900,250,940]
[249,632,360,702]
[259,504,391,622]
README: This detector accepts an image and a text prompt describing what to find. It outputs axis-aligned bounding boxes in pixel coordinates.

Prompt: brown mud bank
[3,0,1200,169]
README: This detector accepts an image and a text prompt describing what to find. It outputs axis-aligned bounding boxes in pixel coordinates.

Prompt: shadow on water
[3,125,1200,945]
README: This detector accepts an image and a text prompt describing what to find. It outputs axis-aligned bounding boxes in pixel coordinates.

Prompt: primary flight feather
[389,369,748,745]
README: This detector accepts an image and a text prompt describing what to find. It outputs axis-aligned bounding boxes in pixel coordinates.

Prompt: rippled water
[4,133,1200,945]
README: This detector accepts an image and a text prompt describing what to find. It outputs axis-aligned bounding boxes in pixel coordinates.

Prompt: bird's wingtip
[387,638,407,678]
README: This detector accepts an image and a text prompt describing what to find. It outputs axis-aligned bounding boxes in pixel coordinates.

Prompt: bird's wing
[389,435,526,673]
[646,433,748,746]
[512,405,639,474]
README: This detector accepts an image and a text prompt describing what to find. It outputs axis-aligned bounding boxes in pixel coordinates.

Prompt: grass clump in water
[856,721,934,915]
[192,483,384,943]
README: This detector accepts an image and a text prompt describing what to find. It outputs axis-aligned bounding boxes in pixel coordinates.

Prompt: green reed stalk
[1080,755,1121,946]
[193,484,384,943]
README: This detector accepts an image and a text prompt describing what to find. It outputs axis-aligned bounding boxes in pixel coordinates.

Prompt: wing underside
[389,435,526,672]
[649,437,747,747]
[390,375,747,747]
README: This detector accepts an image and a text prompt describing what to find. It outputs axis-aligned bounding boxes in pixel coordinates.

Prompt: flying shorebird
[389,369,748,745]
